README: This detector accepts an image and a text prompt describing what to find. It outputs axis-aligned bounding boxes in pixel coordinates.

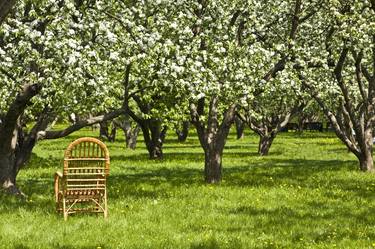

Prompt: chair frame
[54,137,110,220]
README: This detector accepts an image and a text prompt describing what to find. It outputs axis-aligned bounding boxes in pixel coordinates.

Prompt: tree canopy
[1,0,375,193]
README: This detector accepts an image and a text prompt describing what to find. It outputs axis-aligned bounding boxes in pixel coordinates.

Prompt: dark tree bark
[190,97,236,183]
[204,148,222,183]
[139,118,164,159]
[125,107,166,159]
[126,125,140,149]
[256,111,300,156]
[160,125,167,143]
[126,97,166,159]
[99,121,109,139]
[14,108,56,172]
[176,121,190,142]
[113,118,140,149]
[235,116,245,139]
[238,104,301,156]
[99,121,117,142]
[38,109,124,140]
[125,92,166,158]
[258,134,275,156]
[297,116,306,133]
[0,84,41,194]
[108,122,117,142]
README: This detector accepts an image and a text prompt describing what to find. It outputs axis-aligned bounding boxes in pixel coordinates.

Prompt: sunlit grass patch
[0,128,374,249]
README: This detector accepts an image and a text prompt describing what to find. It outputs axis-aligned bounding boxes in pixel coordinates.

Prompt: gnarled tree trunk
[301,45,375,173]
[204,147,222,183]
[238,110,296,156]
[176,121,189,142]
[353,128,374,172]
[138,118,165,159]
[0,84,41,194]
[99,121,116,142]
[113,118,140,149]
[126,126,140,149]
[358,151,373,172]
[235,116,245,139]
[0,124,20,194]
[258,134,275,156]
[191,97,236,183]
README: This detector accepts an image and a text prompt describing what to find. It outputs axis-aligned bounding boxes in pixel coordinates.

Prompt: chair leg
[63,197,68,221]
[104,192,108,218]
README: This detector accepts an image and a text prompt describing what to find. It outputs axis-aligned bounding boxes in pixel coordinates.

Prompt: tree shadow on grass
[108,166,204,200]
[27,152,63,169]
[0,178,54,214]
[2,150,368,220]
[226,199,375,243]
[107,155,365,200]
[222,158,361,189]
[224,144,258,149]
[13,244,107,249]
[110,151,284,165]
[163,144,203,149]
[279,132,337,139]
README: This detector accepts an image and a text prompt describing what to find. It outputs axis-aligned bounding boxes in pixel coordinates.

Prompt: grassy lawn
[1,128,375,249]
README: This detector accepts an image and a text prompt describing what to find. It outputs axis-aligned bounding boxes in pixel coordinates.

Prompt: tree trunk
[126,126,140,149]
[0,129,19,194]
[113,118,140,149]
[139,118,164,159]
[190,97,236,183]
[204,148,222,183]
[0,120,40,195]
[147,139,163,159]
[160,125,168,144]
[109,122,116,142]
[258,135,275,156]
[358,153,374,172]
[357,131,374,172]
[0,84,41,194]
[297,117,305,133]
[99,121,109,140]
[148,119,163,159]
[176,121,189,142]
[235,116,245,139]
[98,120,116,142]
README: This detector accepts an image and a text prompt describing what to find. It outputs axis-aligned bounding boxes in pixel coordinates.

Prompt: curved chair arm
[54,171,63,203]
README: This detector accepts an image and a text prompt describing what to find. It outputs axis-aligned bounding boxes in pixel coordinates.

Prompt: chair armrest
[55,171,63,178]
[54,171,63,202]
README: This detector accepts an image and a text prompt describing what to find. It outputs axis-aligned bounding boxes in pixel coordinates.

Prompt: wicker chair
[54,137,110,220]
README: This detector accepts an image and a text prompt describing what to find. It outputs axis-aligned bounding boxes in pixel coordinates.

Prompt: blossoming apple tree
[298,0,375,172]
[0,0,124,194]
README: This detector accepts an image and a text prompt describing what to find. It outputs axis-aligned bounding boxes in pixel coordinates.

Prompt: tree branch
[37,109,124,140]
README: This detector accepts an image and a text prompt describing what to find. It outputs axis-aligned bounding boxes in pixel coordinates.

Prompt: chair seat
[64,189,104,197]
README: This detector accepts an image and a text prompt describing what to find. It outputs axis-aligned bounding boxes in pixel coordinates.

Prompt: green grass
[1,128,375,249]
